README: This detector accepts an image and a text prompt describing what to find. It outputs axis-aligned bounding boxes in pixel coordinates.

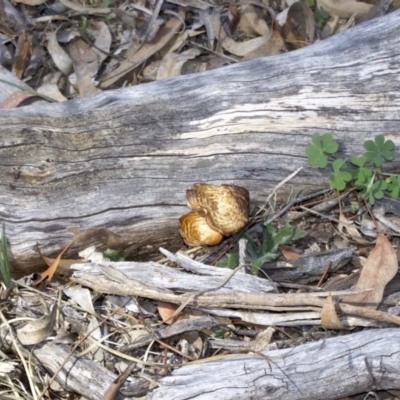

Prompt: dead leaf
[158,301,188,324]
[156,48,201,80]
[338,210,371,245]
[342,233,398,309]
[237,4,269,36]
[46,29,73,76]
[251,327,275,351]
[12,32,33,79]
[321,294,346,329]
[17,302,58,345]
[13,0,46,5]
[68,226,126,248]
[34,240,75,285]
[282,2,314,48]
[88,21,112,65]
[68,38,101,97]
[99,11,185,88]
[0,91,37,109]
[242,22,286,60]
[317,0,373,18]
[279,244,300,260]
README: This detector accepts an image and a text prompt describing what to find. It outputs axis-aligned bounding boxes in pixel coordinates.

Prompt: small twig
[264,188,333,225]
[131,296,196,361]
[317,261,332,287]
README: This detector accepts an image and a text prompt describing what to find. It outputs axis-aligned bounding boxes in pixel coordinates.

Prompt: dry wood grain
[1,11,400,272]
[147,328,400,400]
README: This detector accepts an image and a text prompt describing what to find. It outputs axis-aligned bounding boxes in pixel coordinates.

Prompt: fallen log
[1,10,400,272]
[147,328,400,400]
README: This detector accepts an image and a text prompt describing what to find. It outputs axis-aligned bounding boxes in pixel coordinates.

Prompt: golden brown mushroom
[185,183,250,236]
[179,211,224,246]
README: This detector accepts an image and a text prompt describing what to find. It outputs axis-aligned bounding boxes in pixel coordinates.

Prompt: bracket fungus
[179,183,250,246]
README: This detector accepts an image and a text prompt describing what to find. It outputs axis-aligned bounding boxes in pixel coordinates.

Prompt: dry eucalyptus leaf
[321,294,347,330]
[37,83,68,102]
[317,0,373,18]
[243,24,286,60]
[321,15,340,39]
[222,34,272,57]
[0,91,36,109]
[34,240,75,285]
[13,0,46,5]
[17,303,58,345]
[342,233,398,309]
[88,21,112,65]
[158,301,188,324]
[279,244,300,260]
[68,38,101,97]
[251,327,275,352]
[338,210,371,245]
[186,183,250,236]
[64,285,96,315]
[282,2,314,48]
[237,4,269,36]
[46,30,73,76]
[180,211,224,246]
[156,48,201,80]
[99,11,185,88]
[68,226,126,248]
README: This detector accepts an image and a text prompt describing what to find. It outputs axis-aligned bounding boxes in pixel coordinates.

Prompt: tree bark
[147,328,400,400]
[1,11,400,272]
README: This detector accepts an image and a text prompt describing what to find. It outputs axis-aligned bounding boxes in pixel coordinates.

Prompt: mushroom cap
[186,183,250,236]
[179,211,224,246]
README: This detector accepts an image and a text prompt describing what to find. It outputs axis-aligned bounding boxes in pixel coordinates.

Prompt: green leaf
[313,7,330,28]
[329,158,352,191]
[350,155,373,184]
[212,327,226,339]
[321,133,339,154]
[358,176,387,205]
[387,175,400,199]
[363,134,395,167]
[306,133,338,168]
[103,248,125,261]
[216,252,239,269]
[0,223,11,288]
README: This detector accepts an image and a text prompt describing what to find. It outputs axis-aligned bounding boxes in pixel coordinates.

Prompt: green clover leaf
[358,176,387,205]
[387,175,400,199]
[350,155,373,184]
[306,133,339,168]
[363,134,395,167]
[329,158,352,191]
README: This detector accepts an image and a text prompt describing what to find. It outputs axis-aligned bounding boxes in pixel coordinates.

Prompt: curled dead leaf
[186,183,250,236]
[321,294,346,330]
[342,233,398,309]
[282,2,315,49]
[180,211,224,246]
[158,301,188,324]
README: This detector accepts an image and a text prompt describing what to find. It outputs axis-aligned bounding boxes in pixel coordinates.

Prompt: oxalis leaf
[387,175,400,199]
[306,133,339,168]
[329,158,352,191]
[363,134,395,167]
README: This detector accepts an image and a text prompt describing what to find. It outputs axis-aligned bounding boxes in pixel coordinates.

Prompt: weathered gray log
[1,11,400,273]
[147,328,400,400]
